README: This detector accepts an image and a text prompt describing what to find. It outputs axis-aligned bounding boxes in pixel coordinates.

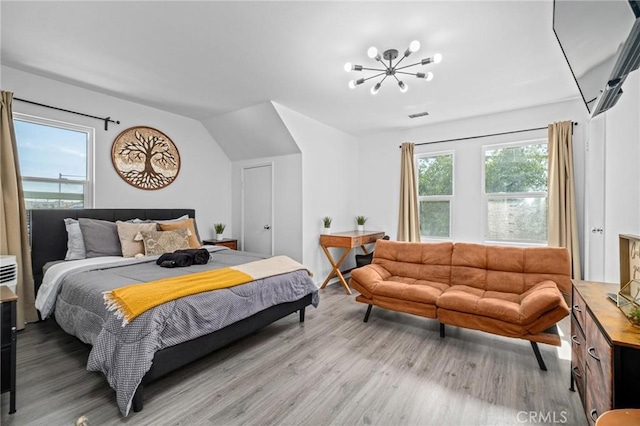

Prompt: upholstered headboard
[30,208,195,294]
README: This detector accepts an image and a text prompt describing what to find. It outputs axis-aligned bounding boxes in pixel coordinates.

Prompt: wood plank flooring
[1,285,586,425]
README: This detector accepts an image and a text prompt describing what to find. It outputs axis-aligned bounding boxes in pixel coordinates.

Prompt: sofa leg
[363,305,373,322]
[440,323,445,338]
[530,342,547,371]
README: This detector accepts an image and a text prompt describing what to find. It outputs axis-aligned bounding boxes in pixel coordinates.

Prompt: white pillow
[64,218,86,260]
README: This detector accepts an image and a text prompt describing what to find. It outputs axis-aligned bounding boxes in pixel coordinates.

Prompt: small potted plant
[355,216,367,232]
[627,307,640,327]
[213,223,226,240]
[322,216,332,234]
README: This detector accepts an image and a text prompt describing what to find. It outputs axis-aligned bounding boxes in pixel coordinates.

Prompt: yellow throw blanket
[104,255,312,326]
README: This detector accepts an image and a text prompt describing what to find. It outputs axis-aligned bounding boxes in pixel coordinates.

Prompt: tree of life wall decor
[111,126,180,190]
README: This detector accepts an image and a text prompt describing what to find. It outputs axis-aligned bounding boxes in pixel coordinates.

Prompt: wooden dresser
[1,285,17,414]
[571,281,640,425]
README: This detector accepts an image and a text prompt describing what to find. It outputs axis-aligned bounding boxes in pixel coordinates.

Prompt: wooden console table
[319,230,385,294]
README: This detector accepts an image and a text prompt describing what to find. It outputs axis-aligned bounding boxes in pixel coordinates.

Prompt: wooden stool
[595,409,640,426]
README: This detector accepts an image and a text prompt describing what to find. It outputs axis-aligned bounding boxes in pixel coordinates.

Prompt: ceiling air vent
[408,111,429,119]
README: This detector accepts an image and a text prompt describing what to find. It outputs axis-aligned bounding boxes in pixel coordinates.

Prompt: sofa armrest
[351,264,391,282]
[519,280,569,324]
[350,264,391,299]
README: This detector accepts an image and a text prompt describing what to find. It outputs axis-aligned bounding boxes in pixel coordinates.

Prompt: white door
[584,115,606,281]
[242,164,273,255]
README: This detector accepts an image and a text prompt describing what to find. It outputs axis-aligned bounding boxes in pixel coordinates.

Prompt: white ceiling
[0,1,580,137]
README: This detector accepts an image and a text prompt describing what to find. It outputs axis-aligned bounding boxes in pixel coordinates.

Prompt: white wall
[275,103,359,284]
[596,71,640,282]
[2,66,231,238]
[356,99,588,257]
[231,154,303,261]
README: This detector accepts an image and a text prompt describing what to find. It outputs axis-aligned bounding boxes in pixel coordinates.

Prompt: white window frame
[13,113,95,209]
[481,139,547,246]
[415,150,455,241]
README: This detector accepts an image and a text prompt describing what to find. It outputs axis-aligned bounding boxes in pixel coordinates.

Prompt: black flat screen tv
[553,0,640,116]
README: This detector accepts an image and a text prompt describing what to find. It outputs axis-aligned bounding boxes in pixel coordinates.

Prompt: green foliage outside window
[485,144,547,194]
[417,154,453,238]
[484,143,548,243]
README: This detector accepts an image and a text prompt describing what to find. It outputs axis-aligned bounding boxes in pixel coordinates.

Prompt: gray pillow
[64,218,86,260]
[78,218,122,258]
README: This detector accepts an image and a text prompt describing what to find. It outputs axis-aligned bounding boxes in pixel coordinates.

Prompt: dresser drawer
[572,286,587,333]
[585,312,613,423]
[570,315,586,402]
[361,234,381,245]
[585,365,610,426]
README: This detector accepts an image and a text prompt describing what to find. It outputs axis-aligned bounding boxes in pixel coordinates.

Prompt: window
[483,140,547,244]
[416,152,453,239]
[13,114,94,209]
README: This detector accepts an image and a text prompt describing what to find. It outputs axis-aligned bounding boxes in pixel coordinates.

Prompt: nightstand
[202,238,238,250]
[1,285,17,414]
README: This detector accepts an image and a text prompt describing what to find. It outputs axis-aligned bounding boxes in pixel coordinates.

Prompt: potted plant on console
[355,216,367,232]
[322,217,332,234]
[214,223,226,240]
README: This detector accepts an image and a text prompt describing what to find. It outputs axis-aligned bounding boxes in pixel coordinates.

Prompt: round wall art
[111,126,181,190]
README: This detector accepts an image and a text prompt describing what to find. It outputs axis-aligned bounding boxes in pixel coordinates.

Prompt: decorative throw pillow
[116,221,157,257]
[158,218,201,248]
[78,218,123,258]
[63,218,86,260]
[138,229,190,256]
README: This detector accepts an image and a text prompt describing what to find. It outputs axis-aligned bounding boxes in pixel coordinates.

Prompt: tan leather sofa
[349,240,571,370]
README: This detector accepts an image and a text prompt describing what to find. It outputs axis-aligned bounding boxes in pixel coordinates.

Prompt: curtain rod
[14,98,120,131]
[400,121,578,148]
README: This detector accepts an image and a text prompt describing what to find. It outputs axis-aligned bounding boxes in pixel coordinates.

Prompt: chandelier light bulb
[367,46,378,59]
[348,80,356,89]
[371,83,381,95]
[433,53,443,64]
[344,62,352,72]
[426,72,434,81]
[398,81,408,93]
[409,40,421,53]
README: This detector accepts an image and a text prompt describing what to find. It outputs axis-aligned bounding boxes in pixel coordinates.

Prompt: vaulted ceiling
[1,1,579,137]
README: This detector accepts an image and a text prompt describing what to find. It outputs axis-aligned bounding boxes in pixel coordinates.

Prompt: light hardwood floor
[1,285,586,425]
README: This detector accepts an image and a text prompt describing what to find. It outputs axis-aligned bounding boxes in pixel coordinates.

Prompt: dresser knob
[589,409,598,422]
[587,347,600,362]
[572,304,582,313]
[571,335,581,345]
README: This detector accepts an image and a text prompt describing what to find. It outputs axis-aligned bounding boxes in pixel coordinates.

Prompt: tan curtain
[397,142,420,242]
[548,121,581,279]
[1,91,38,328]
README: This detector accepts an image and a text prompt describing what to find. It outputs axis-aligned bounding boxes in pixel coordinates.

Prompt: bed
[30,208,318,416]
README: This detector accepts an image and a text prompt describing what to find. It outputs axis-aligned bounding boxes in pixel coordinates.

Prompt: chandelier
[344,40,442,94]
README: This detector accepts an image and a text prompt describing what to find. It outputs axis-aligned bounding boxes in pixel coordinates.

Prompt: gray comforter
[51,248,319,416]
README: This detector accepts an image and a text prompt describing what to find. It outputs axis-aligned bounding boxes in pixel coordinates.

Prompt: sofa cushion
[373,240,453,285]
[437,281,565,326]
[374,277,448,305]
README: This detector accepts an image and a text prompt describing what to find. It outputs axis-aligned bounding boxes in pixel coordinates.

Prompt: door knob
[264,225,271,230]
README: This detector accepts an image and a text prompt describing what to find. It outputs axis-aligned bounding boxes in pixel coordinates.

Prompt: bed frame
[29,208,313,413]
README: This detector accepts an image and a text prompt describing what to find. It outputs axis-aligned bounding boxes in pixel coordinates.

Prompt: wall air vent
[408,111,429,119]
